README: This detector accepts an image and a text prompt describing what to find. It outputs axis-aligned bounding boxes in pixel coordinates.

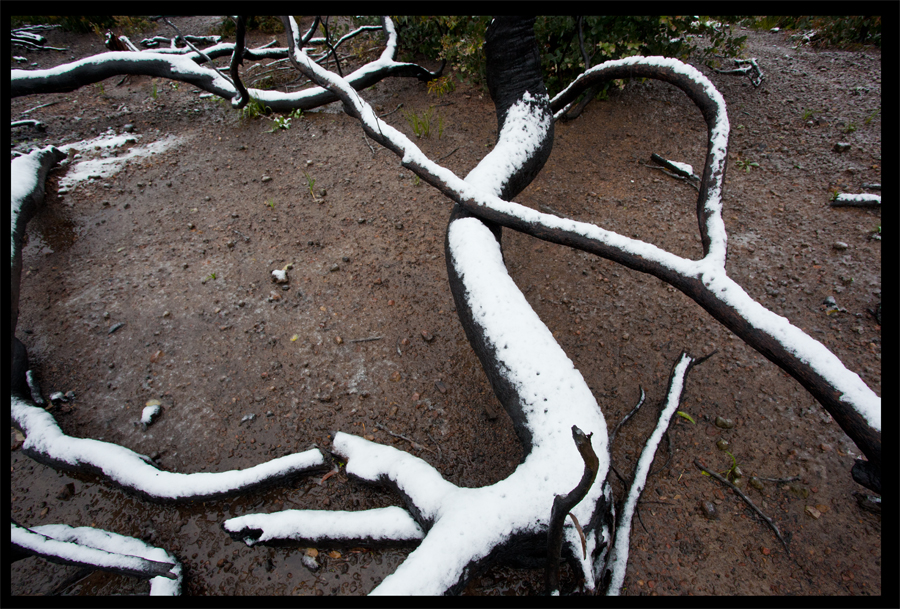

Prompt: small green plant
[150,81,157,99]
[426,75,456,98]
[203,272,217,283]
[830,188,840,201]
[266,115,292,132]
[304,172,317,200]
[844,122,857,134]
[240,98,269,120]
[413,174,421,187]
[266,198,276,209]
[96,83,105,97]
[735,159,759,173]
[864,109,880,124]
[403,106,442,138]
[875,224,881,234]
[801,108,815,121]
[171,81,179,91]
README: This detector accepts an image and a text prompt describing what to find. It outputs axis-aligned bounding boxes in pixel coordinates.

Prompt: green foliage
[426,75,456,98]
[735,159,759,173]
[402,106,442,138]
[391,16,745,97]
[213,16,285,37]
[844,122,856,134]
[736,16,881,48]
[12,15,151,35]
[864,109,879,125]
[304,172,317,199]
[266,199,276,209]
[266,115,292,132]
[150,81,158,99]
[240,98,270,120]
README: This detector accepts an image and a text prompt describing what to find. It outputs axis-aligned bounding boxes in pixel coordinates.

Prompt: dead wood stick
[373,422,435,455]
[695,459,789,554]
[347,336,382,343]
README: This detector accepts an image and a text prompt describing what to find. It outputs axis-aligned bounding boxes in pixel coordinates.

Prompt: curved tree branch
[278,39,880,489]
[10,396,328,503]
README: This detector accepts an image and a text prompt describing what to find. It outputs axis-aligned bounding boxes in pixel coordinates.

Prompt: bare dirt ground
[10,18,881,596]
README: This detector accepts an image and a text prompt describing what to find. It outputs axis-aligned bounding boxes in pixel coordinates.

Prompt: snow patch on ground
[57,131,187,191]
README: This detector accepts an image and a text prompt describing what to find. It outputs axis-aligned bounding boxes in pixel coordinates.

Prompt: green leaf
[676,411,696,424]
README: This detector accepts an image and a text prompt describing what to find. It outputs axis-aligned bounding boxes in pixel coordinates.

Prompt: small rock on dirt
[700,500,718,519]
[56,483,76,500]
[714,416,735,429]
[833,142,851,153]
[833,241,848,250]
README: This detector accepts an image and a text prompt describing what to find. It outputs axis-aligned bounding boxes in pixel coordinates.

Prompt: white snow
[464,91,552,197]
[12,396,326,500]
[669,160,694,176]
[141,404,161,425]
[835,193,881,204]
[57,132,186,191]
[12,522,182,595]
[10,147,54,262]
[224,506,425,546]
[697,265,881,430]
[607,353,692,595]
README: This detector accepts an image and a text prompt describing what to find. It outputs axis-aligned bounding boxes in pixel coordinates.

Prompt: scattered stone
[357,218,366,224]
[56,483,76,500]
[714,416,735,429]
[749,476,764,491]
[435,380,447,394]
[103,311,110,319]
[108,322,125,335]
[261,175,272,182]
[240,413,256,425]
[187,222,195,229]
[421,331,435,343]
[700,500,718,519]
[335,336,343,345]
[319,188,327,197]
[394,222,404,230]
[833,142,851,153]
[342,256,350,262]
[833,241,848,250]
[716,439,730,451]
[266,411,274,417]
[330,264,340,272]
[805,505,822,519]
[823,295,837,306]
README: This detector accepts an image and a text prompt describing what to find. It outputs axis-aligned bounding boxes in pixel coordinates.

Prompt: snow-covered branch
[11,521,182,595]
[279,29,880,489]
[11,17,442,113]
[10,396,327,502]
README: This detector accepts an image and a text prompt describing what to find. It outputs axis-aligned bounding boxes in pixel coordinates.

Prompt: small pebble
[714,416,735,429]
[716,439,730,451]
[261,176,272,182]
[833,241,848,250]
[700,500,718,519]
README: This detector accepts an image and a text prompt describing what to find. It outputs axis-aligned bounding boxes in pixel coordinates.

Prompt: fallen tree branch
[830,193,881,207]
[10,396,327,503]
[695,459,790,554]
[11,521,182,595]
[606,352,700,595]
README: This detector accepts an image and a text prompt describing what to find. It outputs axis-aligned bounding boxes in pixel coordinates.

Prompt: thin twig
[361,131,376,155]
[21,101,58,115]
[374,422,435,454]
[378,103,403,118]
[347,336,382,343]
[695,459,790,554]
[438,146,460,161]
[755,475,800,483]
[609,386,645,446]
[426,433,442,460]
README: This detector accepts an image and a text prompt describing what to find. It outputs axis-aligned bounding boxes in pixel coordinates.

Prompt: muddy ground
[10,18,881,596]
